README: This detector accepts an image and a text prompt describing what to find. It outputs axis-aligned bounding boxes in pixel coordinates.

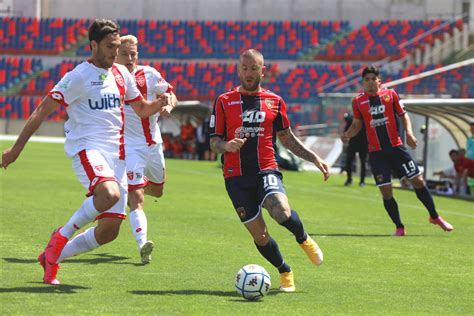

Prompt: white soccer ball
[235,264,271,300]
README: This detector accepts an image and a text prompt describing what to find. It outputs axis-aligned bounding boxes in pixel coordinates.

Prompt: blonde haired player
[1,19,169,285]
[117,35,177,264]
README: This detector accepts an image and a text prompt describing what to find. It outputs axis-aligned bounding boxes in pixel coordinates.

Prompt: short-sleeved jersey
[124,65,173,146]
[210,87,290,179]
[352,88,406,152]
[48,61,142,159]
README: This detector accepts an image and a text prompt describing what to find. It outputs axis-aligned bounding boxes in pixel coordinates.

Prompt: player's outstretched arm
[277,128,330,181]
[341,118,362,143]
[1,96,58,169]
[210,136,247,153]
[129,93,169,118]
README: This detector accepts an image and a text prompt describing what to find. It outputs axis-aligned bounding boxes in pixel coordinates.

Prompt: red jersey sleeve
[274,97,291,131]
[209,95,226,137]
[352,97,362,119]
[392,90,406,116]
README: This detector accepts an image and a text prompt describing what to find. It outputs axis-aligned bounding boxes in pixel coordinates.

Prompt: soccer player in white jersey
[1,19,170,285]
[116,35,177,264]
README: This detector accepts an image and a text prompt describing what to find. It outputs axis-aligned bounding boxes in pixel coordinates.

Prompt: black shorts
[224,170,286,223]
[369,145,421,187]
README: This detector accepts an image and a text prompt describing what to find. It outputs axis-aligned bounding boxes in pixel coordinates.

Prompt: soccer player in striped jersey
[1,19,169,285]
[116,35,177,264]
[341,65,454,236]
[210,49,330,292]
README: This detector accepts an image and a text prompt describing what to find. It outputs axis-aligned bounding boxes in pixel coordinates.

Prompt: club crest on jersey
[383,94,390,102]
[136,75,146,87]
[94,165,103,172]
[127,171,134,180]
[265,99,275,109]
[115,74,124,87]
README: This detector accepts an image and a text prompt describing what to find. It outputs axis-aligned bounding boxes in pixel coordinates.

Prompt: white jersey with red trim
[124,65,172,146]
[48,61,142,159]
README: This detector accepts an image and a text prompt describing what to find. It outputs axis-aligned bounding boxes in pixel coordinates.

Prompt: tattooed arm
[277,128,330,181]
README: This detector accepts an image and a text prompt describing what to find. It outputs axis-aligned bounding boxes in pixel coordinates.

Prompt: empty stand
[0,17,90,55]
[317,19,462,61]
[0,57,43,92]
[75,20,348,60]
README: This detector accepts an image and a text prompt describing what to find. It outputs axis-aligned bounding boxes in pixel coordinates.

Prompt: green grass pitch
[1,141,473,315]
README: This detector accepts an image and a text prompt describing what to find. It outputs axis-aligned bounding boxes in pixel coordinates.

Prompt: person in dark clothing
[343,112,368,186]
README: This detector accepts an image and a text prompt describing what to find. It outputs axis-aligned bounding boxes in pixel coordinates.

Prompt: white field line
[0,135,65,143]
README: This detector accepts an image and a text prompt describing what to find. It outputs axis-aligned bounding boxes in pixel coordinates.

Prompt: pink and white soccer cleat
[393,227,406,236]
[429,216,454,232]
[44,228,69,265]
[38,251,60,285]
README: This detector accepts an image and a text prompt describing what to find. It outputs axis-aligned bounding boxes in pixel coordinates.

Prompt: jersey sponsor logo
[114,74,124,87]
[370,117,388,127]
[235,126,264,138]
[59,79,72,90]
[241,110,266,123]
[209,115,215,128]
[228,101,242,105]
[91,74,108,86]
[265,99,275,109]
[88,94,121,110]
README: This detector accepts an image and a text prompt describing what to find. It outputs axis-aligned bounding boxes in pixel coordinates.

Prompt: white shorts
[72,149,128,219]
[125,143,165,192]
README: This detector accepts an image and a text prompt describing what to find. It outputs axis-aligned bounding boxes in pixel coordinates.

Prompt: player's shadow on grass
[310,233,431,238]
[130,289,237,297]
[3,253,130,266]
[0,283,90,294]
[63,253,130,265]
[130,288,285,300]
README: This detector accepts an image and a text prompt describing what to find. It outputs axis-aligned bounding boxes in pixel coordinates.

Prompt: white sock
[60,197,100,239]
[57,227,100,263]
[129,209,147,249]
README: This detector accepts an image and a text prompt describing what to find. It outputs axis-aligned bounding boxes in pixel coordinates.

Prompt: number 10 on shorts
[263,174,279,190]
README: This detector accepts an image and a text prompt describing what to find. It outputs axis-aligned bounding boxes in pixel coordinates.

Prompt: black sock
[383,198,404,228]
[255,237,291,273]
[280,210,307,244]
[415,186,439,218]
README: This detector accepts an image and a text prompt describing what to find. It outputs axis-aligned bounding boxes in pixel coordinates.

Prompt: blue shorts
[369,145,421,187]
[225,170,286,223]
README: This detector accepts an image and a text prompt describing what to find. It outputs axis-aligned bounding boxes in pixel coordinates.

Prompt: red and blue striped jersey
[210,87,290,178]
[352,88,406,152]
